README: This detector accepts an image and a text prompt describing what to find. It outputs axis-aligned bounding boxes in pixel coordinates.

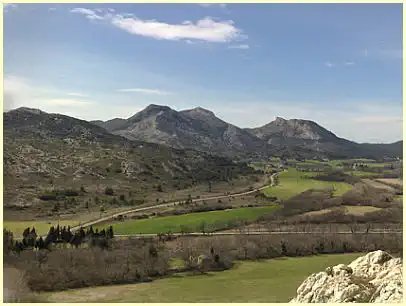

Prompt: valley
[4,108,403,302]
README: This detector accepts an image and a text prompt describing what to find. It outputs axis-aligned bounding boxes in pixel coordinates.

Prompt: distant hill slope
[246,117,402,160]
[3,107,256,211]
[94,105,402,160]
[92,104,267,157]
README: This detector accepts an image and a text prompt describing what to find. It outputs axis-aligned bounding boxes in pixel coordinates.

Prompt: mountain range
[4,105,401,212]
[92,104,402,160]
[3,107,256,212]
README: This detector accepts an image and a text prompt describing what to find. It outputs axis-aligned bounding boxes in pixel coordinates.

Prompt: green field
[328,159,377,167]
[264,169,352,200]
[344,170,378,178]
[4,220,81,237]
[40,253,364,303]
[98,206,279,234]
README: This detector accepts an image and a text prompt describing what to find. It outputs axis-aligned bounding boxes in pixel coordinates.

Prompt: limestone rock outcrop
[291,251,403,303]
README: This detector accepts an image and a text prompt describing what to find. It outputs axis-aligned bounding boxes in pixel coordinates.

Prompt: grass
[263,169,352,200]
[344,170,378,178]
[365,163,388,168]
[342,206,382,216]
[3,220,81,237]
[97,206,279,234]
[300,205,381,217]
[328,159,377,167]
[40,253,364,303]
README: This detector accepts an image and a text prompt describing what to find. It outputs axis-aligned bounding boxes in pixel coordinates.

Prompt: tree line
[4,224,114,253]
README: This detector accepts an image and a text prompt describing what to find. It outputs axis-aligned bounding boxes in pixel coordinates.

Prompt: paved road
[114,230,402,238]
[71,172,279,232]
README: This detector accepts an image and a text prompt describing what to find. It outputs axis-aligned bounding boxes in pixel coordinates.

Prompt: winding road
[71,172,279,232]
[114,230,402,238]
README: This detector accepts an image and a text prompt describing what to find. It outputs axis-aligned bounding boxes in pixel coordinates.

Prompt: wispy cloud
[48,7,57,12]
[70,8,104,20]
[325,61,355,68]
[213,100,402,143]
[67,92,89,98]
[228,44,249,49]
[70,8,245,43]
[3,74,140,121]
[198,4,227,8]
[4,75,95,111]
[352,115,402,124]
[324,61,336,68]
[4,3,18,12]
[43,98,95,107]
[117,88,173,95]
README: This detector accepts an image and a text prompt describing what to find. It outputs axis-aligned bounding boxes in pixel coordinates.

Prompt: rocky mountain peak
[275,116,287,123]
[144,104,172,113]
[186,107,215,117]
[13,107,47,115]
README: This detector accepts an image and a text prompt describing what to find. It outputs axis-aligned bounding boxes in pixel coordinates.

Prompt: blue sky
[3,3,403,143]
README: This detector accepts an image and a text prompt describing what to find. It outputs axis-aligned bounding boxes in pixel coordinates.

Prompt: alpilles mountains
[3,105,401,213]
[92,104,401,160]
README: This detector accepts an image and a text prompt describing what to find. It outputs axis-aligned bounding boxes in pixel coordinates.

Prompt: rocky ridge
[291,250,403,303]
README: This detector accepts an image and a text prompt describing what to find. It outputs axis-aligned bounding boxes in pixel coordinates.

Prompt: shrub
[105,187,114,196]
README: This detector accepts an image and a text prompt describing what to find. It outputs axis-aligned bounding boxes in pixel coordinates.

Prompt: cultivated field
[263,169,352,200]
[39,253,364,303]
[96,206,279,234]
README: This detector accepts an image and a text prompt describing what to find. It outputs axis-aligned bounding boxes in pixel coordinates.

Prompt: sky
[3,3,403,143]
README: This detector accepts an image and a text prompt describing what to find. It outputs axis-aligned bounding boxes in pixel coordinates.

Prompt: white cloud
[344,61,355,66]
[324,61,336,68]
[117,88,173,95]
[70,8,104,20]
[70,8,244,43]
[111,16,242,43]
[67,92,89,98]
[228,44,249,49]
[48,7,57,12]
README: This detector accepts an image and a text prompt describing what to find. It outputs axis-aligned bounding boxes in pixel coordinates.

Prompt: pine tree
[87,226,94,237]
[107,225,114,239]
[79,227,86,239]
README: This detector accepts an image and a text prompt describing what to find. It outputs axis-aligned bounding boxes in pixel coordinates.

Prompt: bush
[6,240,170,292]
[105,187,114,196]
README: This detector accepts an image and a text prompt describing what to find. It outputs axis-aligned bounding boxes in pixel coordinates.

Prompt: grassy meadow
[263,169,352,200]
[40,253,364,303]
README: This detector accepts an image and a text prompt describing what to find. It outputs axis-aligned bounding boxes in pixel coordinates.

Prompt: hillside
[3,107,256,217]
[93,104,267,157]
[247,117,402,160]
[94,106,402,160]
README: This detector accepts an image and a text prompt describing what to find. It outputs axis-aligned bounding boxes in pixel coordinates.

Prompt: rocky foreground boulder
[291,251,403,303]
